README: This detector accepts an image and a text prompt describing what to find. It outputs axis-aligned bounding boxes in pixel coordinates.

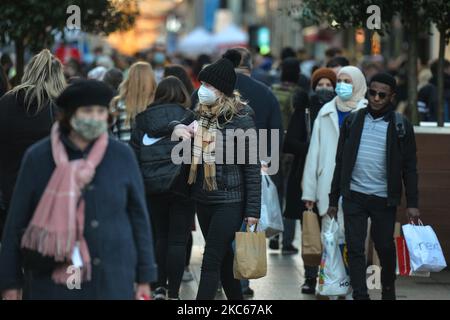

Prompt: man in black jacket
[328,73,420,300]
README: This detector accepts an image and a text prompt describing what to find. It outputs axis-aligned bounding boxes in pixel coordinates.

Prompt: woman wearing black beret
[0,79,157,300]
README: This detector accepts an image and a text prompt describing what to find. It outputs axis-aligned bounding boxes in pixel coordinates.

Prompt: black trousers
[148,193,195,299]
[196,202,244,300]
[0,193,8,241]
[342,191,397,300]
[0,209,5,241]
[185,231,193,267]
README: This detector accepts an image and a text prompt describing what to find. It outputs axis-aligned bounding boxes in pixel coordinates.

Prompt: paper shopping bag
[233,224,267,280]
[396,235,430,277]
[302,209,322,266]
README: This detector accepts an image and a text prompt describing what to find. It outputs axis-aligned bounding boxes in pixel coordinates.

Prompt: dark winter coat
[309,91,336,131]
[283,93,309,219]
[0,134,157,299]
[0,91,56,207]
[169,105,261,218]
[129,103,193,197]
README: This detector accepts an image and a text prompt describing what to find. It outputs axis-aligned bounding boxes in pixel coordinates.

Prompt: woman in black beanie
[170,57,261,300]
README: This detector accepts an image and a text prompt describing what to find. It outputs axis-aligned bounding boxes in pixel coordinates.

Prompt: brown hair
[164,65,195,95]
[152,76,191,109]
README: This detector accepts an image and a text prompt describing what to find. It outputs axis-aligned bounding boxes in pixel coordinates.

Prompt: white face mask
[198,84,218,105]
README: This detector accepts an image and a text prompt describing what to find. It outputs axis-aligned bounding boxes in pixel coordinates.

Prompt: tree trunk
[407,23,419,125]
[13,38,25,87]
[436,27,446,127]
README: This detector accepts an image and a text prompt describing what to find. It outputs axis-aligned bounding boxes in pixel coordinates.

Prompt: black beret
[370,72,397,92]
[56,79,114,112]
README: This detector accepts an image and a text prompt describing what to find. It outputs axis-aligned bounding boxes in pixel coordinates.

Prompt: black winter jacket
[329,107,419,209]
[0,91,56,206]
[169,105,261,218]
[129,103,193,197]
[283,92,309,219]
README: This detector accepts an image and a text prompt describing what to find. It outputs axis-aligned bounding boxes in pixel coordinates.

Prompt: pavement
[179,220,450,300]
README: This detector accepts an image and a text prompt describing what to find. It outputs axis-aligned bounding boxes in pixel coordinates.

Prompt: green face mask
[70,117,108,141]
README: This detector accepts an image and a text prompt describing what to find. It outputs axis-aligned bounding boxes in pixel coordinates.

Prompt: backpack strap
[346,110,407,155]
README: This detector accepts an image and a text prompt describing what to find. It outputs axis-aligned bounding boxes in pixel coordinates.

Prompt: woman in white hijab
[300,66,368,295]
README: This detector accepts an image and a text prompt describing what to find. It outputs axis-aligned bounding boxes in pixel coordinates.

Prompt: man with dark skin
[328,72,420,300]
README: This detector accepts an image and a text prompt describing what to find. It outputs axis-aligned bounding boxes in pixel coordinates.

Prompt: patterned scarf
[188,104,220,191]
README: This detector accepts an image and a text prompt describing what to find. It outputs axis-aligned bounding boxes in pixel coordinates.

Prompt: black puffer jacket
[170,105,261,218]
[130,103,193,197]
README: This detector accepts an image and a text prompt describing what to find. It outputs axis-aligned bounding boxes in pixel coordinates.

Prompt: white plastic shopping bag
[316,218,351,297]
[402,220,447,272]
[258,173,283,238]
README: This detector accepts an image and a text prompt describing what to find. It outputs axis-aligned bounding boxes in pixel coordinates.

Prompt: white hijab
[336,66,368,112]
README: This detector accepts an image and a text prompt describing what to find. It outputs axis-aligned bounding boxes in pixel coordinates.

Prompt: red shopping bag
[396,236,411,276]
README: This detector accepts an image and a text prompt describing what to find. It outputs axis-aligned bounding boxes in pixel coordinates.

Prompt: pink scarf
[21,122,108,284]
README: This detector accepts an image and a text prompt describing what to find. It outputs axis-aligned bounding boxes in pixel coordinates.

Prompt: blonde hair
[197,90,248,128]
[12,49,66,115]
[111,61,156,125]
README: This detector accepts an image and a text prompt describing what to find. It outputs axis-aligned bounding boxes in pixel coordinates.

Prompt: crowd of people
[0,41,439,300]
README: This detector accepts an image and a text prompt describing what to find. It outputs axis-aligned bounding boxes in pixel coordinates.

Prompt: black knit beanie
[56,79,114,112]
[370,72,397,92]
[198,58,237,96]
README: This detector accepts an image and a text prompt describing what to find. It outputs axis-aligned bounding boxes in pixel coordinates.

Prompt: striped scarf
[188,105,220,191]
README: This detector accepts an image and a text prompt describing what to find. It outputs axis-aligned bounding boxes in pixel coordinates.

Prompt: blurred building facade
[181,0,303,55]
[105,0,449,65]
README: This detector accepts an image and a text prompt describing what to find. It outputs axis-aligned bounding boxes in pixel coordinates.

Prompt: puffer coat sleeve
[238,107,261,219]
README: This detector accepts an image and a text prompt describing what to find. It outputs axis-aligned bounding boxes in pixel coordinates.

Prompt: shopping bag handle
[409,218,424,226]
[324,216,338,234]
[262,174,271,187]
[246,223,259,233]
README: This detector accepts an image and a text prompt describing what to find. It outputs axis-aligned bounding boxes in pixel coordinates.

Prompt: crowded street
[0,0,449,304]
[181,220,450,300]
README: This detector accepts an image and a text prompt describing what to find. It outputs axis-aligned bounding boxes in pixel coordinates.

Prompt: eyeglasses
[368,89,388,99]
